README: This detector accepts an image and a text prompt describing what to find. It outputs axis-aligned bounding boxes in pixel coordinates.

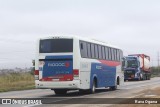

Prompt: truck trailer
[123,54,151,81]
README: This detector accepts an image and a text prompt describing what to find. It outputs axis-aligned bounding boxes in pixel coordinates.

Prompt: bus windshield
[39,39,73,53]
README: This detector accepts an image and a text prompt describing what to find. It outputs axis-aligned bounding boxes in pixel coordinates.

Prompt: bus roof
[39,35,121,50]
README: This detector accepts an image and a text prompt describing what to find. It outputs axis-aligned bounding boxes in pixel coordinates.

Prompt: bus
[34,36,124,95]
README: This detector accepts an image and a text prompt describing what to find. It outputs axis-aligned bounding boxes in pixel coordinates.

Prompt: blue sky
[0,0,160,68]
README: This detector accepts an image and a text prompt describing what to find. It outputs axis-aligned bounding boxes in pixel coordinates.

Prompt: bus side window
[111,48,115,61]
[108,47,111,60]
[91,43,95,58]
[98,45,102,59]
[120,50,123,61]
[80,43,83,49]
[87,43,91,58]
[117,49,119,61]
[102,46,106,60]
[80,41,87,58]
[114,49,117,61]
[95,44,98,59]
[105,47,108,60]
[117,50,120,61]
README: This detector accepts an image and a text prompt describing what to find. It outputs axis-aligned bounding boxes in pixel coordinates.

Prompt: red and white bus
[34,36,124,94]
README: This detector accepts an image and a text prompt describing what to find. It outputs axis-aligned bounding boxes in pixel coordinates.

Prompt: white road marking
[23,104,41,107]
[145,95,157,97]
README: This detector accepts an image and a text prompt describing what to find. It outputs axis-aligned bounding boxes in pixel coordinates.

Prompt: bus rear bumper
[35,80,80,89]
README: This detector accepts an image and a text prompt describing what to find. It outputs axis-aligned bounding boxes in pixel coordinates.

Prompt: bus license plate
[52,79,59,81]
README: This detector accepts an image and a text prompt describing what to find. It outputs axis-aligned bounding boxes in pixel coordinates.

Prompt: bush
[151,67,160,77]
[29,67,35,75]
[0,72,35,92]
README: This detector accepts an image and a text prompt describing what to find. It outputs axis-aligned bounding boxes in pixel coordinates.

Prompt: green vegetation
[0,66,159,92]
[0,72,35,92]
[151,67,160,78]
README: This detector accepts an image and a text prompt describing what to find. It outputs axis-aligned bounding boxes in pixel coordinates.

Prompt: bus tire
[89,79,96,94]
[110,86,117,90]
[110,77,118,90]
[54,89,67,95]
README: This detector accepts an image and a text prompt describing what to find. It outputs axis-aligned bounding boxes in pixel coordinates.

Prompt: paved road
[0,77,160,107]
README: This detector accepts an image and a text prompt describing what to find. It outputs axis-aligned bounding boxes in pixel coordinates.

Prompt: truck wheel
[140,73,143,80]
[148,75,151,80]
[137,76,141,81]
[148,76,151,80]
[54,89,67,95]
[147,75,150,80]
[146,75,149,80]
[143,74,146,80]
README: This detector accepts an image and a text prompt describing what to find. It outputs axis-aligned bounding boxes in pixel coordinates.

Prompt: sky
[0,0,160,68]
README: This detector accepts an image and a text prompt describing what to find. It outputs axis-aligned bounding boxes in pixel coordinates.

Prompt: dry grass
[0,72,35,92]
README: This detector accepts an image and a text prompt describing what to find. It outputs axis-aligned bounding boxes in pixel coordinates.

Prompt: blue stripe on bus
[90,62,116,88]
[42,55,73,78]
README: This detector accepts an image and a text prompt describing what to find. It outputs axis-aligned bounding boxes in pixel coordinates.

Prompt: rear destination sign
[48,62,70,67]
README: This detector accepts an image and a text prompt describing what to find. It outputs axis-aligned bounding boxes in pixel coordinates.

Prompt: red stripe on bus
[99,60,121,67]
[40,74,73,81]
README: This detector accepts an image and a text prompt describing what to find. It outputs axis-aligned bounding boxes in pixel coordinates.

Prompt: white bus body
[35,36,124,94]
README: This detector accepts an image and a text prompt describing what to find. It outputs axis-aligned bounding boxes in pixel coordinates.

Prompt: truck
[123,54,151,81]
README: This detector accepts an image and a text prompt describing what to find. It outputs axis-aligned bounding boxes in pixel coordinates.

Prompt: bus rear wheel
[110,86,117,90]
[110,77,118,90]
[54,89,67,95]
[89,80,96,94]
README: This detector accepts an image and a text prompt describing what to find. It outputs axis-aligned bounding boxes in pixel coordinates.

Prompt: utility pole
[158,52,159,67]
[158,52,160,72]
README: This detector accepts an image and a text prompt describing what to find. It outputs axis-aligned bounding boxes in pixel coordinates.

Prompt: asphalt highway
[0,77,160,107]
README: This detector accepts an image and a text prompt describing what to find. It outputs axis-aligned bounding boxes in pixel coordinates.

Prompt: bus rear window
[40,39,73,53]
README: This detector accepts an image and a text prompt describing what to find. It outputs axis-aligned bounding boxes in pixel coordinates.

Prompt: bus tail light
[73,69,79,79]
[34,70,39,80]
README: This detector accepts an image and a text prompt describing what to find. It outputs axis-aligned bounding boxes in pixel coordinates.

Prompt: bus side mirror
[32,60,35,66]
[121,58,125,71]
